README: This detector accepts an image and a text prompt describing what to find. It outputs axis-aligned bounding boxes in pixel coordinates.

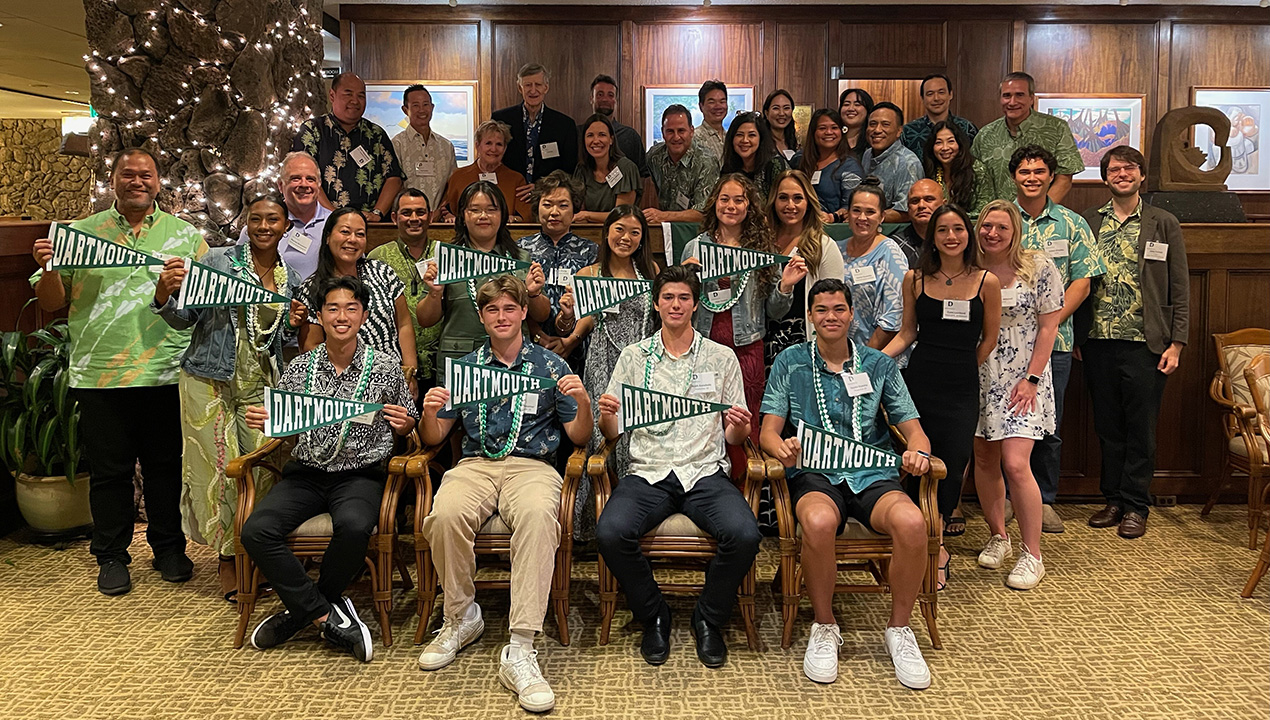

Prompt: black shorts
[787,472,905,535]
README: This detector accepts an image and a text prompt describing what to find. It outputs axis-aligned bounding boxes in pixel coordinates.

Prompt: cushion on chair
[1222,343,1270,407]
[1230,433,1269,461]
[286,513,378,537]
[479,514,512,535]
[646,513,710,538]
[795,518,885,540]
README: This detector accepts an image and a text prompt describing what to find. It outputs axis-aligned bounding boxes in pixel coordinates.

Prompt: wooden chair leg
[1242,532,1270,598]
[366,554,394,647]
[551,545,571,646]
[414,540,438,645]
[1203,459,1232,516]
[597,559,616,646]
[780,540,799,650]
[1248,473,1266,550]
[920,592,942,649]
[396,551,415,592]
[233,554,260,649]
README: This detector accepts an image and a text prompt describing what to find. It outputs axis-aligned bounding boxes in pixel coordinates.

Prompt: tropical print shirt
[367,238,442,378]
[647,142,718,213]
[292,114,404,211]
[1089,200,1147,342]
[971,110,1084,202]
[1016,198,1106,352]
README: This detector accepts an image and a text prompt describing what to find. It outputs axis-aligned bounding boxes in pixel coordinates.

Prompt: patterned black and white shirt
[300,257,406,361]
[279,340,417,472]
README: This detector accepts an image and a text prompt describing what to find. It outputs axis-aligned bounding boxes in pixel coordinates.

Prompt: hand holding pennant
[696,240,790,282]
[617,383,730,433]
[795,420,901,473]
[442,357,558,410]
[176,258,292,310]
[572,275,651,318]
[262,386,385,437]
[44,221,164,271]
[434,242,531,285]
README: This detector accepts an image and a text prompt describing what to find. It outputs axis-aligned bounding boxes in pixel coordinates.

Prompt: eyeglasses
[1106,165,1139,178]
[465,207,497,217]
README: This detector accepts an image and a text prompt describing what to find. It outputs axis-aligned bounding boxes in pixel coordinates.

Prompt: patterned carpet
[0,503,1266,720]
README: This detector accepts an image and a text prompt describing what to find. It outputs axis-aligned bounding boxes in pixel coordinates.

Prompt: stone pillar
[83,0,328,244]
[0,120,93,219]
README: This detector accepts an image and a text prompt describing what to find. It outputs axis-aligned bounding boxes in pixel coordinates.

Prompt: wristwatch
[1026,373,1041,385]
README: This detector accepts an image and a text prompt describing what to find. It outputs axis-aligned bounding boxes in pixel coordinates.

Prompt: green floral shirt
[292,114,404,211]
[971,111,1084,202]
[30,205,208,388]
[1089,200,1147,342]
[1016,198,1106,352]
[647,142,719,213]
[367,238,441,380]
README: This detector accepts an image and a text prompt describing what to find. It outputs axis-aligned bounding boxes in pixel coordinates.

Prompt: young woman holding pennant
[152,194,307,601]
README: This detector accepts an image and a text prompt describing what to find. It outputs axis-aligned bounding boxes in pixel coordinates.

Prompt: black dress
[902,272,986,521]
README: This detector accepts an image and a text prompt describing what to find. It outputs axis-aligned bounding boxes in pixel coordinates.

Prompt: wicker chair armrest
[558,444,588,527]
[1209,371,1237,409]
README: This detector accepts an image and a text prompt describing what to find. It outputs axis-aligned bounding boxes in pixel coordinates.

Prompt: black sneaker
[97,560,132,596]
[250,610,309,650]
[320,598,373,662]
[152,553,194,583]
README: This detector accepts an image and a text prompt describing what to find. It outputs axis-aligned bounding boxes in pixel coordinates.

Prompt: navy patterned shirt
[517,231,599,330]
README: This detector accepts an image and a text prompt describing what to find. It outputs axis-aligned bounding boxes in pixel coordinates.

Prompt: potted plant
[1,305,90,541]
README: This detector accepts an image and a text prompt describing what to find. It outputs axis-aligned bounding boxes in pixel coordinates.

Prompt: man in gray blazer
[1075,146,1189,539]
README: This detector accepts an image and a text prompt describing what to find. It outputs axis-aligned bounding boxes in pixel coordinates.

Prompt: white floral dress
[976,255,1064,441]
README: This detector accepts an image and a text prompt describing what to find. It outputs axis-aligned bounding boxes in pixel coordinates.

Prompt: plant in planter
[0,306,90,540]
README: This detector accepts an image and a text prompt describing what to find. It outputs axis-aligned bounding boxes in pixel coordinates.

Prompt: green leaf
[36,417,58,474]
[9,413,26,469]
[1,332,19,377]
[28,329,61,348]
[53,366,69,416]
[0,408,16,472]
[23,357,56,409]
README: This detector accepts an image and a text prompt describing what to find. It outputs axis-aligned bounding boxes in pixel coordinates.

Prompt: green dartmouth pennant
[696,240,789,282]
[45,221,164,271]
[573,275,651,318]
[177,258,291,310]
[435,242,531,285]
[263,386,384,438]
[796,420,901,473]
[443,357,558,409]
[618,383,730,432]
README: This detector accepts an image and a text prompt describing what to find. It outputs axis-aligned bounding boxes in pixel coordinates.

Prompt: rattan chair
[767,424,946,650]
[226,433,418,648]
[588,438,767,651]
[1240,354,1270,597]
[1205,329,1270,548]
[407,428,587,646]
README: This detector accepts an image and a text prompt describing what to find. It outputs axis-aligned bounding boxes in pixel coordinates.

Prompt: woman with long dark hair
[884,203,1002,589]
[572,114,640,224]
[720,112,789,200]
[923,120,992,218]
[838,87,875,162]
[793,108,864,223]
[763,89,799,160]
[837,178,910,361]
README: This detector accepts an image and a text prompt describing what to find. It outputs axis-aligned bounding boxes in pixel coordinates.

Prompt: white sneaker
[418,603,485,670]
[803,622,843,684]
[1006,545,1046,590]
[499,644,556,713]
[978,534,1013,569]
[883,626,931,690]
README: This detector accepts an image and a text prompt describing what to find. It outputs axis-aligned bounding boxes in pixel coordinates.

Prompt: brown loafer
[1118,512,1147,539]
[1088,504,1123,528]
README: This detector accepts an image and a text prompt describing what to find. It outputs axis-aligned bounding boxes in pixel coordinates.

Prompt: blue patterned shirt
[860,141,924,213]
[1016,198,1106,352]
[438,339,578,461]
[837,236,911,366]
[900,114,980,157]
[761,341,919,492]
[517,231,599,332]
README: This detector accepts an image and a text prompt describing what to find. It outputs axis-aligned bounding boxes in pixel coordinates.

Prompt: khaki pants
[421,456,562,632]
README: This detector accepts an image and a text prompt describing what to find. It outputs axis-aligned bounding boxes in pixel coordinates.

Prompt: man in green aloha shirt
[367,188,440,389]
[972,72,1084,204]
[31,147,208,596]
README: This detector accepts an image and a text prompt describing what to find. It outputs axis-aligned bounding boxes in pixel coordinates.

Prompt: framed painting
[364,82,478,167]
[642,85,755,149]
[1036,93,1145,182]
[1192,87,1270,192]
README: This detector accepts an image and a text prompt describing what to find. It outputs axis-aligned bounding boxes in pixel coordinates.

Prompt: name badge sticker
[708,288,731,305]
[350,145,372,168]
[1144,241,1168,262]
[943,299,971,321]
[478,172,498,183]
[1001,287,1019,308]
[286,233,312,254]
[850,265,877,285]
[675,192,690,209]
[810,170,822,185]
[551,268,573,287]
[522,392,540,415]
[841,372,873,397]
[350,411,377,425]
[605,165,624,187]
[1045,238,1069,258]
[540,142,560,159]
[689,371,718,397]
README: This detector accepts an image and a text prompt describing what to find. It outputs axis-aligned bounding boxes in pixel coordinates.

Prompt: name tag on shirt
[690,371,718,396]
[708,288,731,305]
[943,299,971,321]
[810,170,822,185]
[850,265,877,284]
[1001,288,1019,308]
[286,233,312,254]
[478,172,498,183]
[840,371,873,397]
[605,165,624,187]
[675,192,690,209]
[350,145,372,168]
[416,162,435,177]
[351,411,376,425]
[522,392,539,415]
[1144,241,1168,261]
[550,268,573,287]
[1044,238,1069,258]
[540,142,560,159]
[782,149,796,160]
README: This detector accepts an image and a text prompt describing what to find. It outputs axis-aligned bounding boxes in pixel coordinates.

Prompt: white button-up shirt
[392,125,459,212]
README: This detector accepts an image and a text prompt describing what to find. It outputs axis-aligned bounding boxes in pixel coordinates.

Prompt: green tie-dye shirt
[29,205,207,388]
[1089,200,1147,342]
[1016,198,1106,352]
[972,110,1085,202]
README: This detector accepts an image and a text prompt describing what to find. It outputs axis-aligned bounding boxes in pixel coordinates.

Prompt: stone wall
[84,0,327,245]
[0,120,92,220]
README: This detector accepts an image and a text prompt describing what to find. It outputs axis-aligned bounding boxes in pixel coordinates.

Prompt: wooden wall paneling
[1011,20,1027,72]
[1225,270,1270,333]
[632,22,765,132]
[774,23,829,109]
[840,79,925,129]
[952,20,1012,129]
[620,20,638,132]
[835,22,946,69]
[1155,21,1173,125]
[1169,23,1270,110]
[479,20,494,121]
[490,23,622,125]
[347,22,481,83]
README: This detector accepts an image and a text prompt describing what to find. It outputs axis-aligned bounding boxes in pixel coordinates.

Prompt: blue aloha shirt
[860,141,924,213]
[837,236,911,367]
[438,339,578,461]
[762,341,919,492]
[517,231,599,329]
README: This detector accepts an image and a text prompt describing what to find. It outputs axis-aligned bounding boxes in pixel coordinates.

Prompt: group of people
[27,65,1189,714]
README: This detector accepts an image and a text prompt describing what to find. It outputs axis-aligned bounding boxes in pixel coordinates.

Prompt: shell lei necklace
[640,330,702,437]
[236,244,288,353]
[700,270,750,313]
[305,344,375,465]
[810,340,864,442]
[476,344,533,459]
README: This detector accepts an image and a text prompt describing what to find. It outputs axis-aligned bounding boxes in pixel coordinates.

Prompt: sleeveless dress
[902,272,985,521]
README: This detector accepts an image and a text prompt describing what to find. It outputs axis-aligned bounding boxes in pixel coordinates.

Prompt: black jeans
[240,461,386,624]
[595,470,761,628]
[1083,340,1168,517]
[74,385,185,566]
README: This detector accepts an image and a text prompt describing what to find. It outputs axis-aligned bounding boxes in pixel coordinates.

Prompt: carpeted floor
[0,503,1266,720]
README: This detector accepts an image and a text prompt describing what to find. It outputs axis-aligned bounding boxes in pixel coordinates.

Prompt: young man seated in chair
[241,275,418,662]
[595,265,761,669]
[417,274,591,714]
[759,277,934,689]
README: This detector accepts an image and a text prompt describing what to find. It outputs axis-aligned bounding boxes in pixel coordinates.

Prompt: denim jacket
[151,244,303,382]
[683,234,793,347]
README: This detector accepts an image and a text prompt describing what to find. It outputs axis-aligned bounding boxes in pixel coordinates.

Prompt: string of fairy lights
[85,0,325,237]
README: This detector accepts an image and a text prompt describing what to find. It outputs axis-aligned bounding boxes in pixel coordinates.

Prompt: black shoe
[640,604,672,666]
[250,610,309,650]
[97,560,132,596]
[152,553,194,583]
[320,597,373,662]
[690,613,727,668]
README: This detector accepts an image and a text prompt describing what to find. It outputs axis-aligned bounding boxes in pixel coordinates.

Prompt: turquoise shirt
[1016,198,1106,352]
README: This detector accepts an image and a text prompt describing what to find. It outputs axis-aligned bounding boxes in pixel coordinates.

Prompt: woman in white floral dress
[973,200,1063,591]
